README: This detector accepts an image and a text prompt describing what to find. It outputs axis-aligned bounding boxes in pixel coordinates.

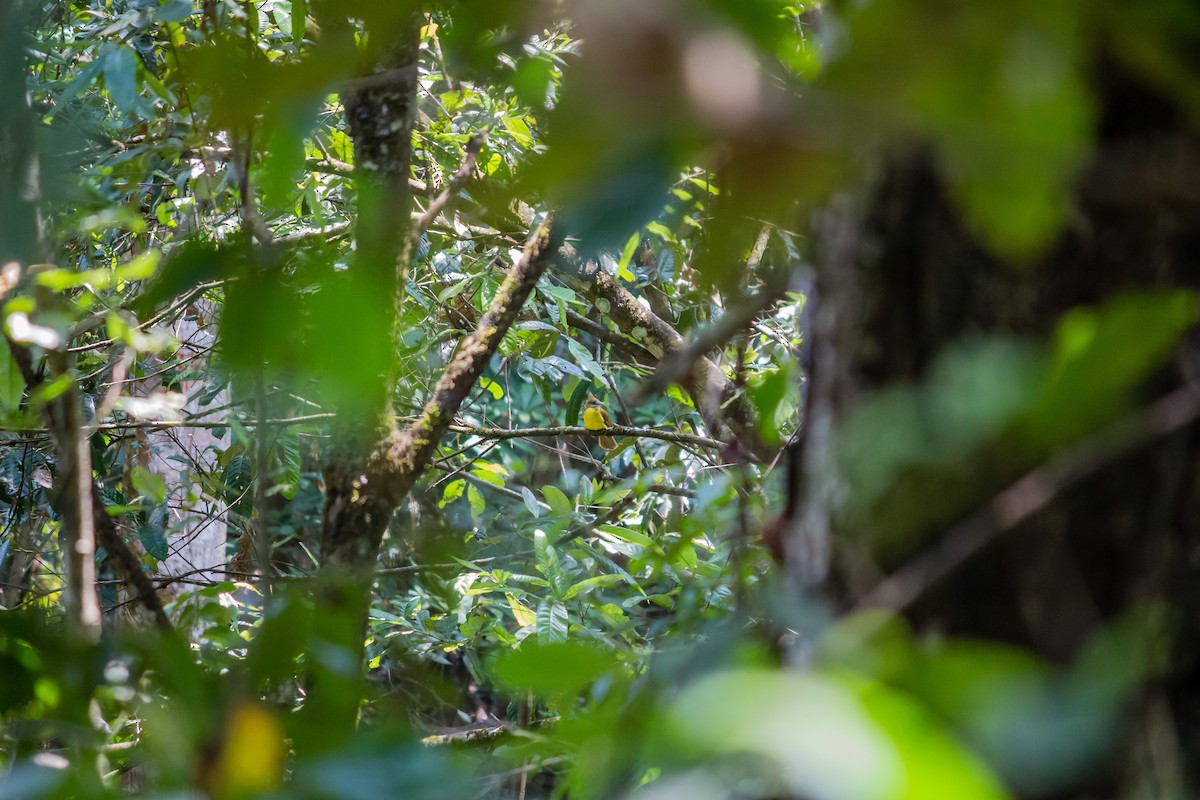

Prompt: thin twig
[273,220,353,245]
[446,423,724,452]
[856,383,1200,612]
[0,416,721,454]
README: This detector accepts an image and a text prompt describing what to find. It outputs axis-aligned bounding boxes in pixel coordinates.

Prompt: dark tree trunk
[795,61,1200,796]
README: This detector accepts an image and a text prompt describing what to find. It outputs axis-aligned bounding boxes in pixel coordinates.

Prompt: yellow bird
[583,394,617,451]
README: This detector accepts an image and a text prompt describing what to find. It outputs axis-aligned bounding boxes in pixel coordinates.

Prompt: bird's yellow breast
[583,406,610,430]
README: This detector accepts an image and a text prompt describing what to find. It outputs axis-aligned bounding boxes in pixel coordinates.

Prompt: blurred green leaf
[157,0,195,24]
[136,242,244,314]
[663,667,1008,800]
[0,336,24,415]
[1026,289,1199,444]
[838,339,1042,514]
[248,590,314,687]
[131,465,168,505]
[492,639,615,697]
[102,44,140,114]
[829,0,1095,255]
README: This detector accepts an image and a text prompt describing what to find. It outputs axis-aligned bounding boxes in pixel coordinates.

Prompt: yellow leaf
[506,593,537,628]
[211,701,285,799]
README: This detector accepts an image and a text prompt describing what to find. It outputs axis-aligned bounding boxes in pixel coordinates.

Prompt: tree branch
[446,422,723,452]
[855,383,1200,612]
[320,221,562,569]
[638,269,790,398]
[413,132,486,235]
[557,258,770,460]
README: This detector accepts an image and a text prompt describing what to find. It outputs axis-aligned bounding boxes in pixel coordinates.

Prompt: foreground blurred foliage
[0,598,1166,799]
[1,0,1199,798]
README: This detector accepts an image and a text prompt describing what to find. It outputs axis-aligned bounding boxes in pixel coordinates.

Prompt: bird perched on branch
[583,394,617,451]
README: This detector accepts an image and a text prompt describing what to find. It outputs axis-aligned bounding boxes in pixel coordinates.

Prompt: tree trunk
[146,303,229,607]
[793,61,1200,795]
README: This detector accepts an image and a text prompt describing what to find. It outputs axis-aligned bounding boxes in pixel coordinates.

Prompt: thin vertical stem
[52,349,101,636]
[254,370,273,599]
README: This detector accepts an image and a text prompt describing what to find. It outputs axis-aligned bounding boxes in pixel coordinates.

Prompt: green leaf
[506,592,537,628]
[136,243,244,314]
[131,466,168,505]
[157,0,195,23]
[479,377,504,400]
[436,276,473,303]
[521,486,541,518]
[471,462,508,486]
[565,379,590,427]
[440,479,465,509]
[511,57,556,108]
[540,284,579,305]
[291,0,308,44]
[221,452,253,510]
[542,485,573,516]
[536,597,569,644]
[0,338,25,415]
[563,574,626,600]
[247,590,314,687]
[616,233,641,281]
[832,2,1094,256]
[467,484,485,518]
[566,339,606,382]
[838,339,1043,512]
[750,365,792,446]
[534,531,567,594]
[273,433,301,501]
[671,543,699,572]
[138,506,169,563]
[491,640,614,696]
[1028,290,1199,444]
[597,524,658,550]
[502,115,534,147]
[102,44,140,114]
[50,57,105,114]
[666,668,1008,800]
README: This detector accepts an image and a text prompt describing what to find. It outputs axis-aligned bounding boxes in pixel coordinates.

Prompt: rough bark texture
[318,15,422,576]
[319,224,560,573]
[307,217,556,748]
[316,16,562,582]
[792,62,1200,795]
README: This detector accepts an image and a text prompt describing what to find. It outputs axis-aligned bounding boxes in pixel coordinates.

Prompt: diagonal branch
[856,382,1200,612]
[320,222,562,569]
[397,222,561,469]
[638,269,790,398]
[557,258,770,460]
[446,421,723,452]
[414,132,486,236]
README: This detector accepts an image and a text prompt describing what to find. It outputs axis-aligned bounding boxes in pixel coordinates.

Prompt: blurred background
[1,0,1200,798]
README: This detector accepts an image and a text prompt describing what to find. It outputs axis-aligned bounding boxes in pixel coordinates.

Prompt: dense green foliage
[1,0,1199,798]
